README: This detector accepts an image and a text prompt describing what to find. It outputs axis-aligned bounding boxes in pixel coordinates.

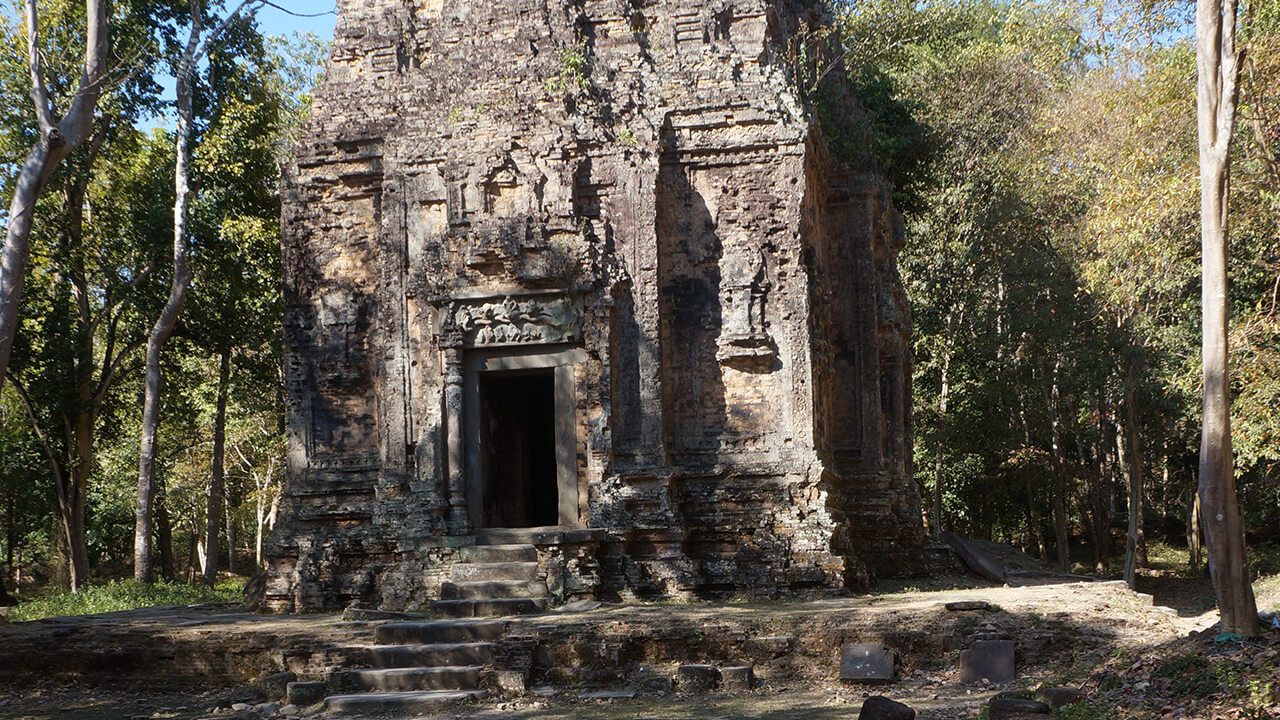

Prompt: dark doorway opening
[479,370,559,528]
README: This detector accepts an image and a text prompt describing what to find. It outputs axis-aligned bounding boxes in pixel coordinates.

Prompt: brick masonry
[264,0,925,611]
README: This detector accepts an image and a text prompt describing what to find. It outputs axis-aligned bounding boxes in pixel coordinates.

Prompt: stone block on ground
[959,640,1015,684]
[720,665,754,691]
[260,671,296,701]
[633,672,674,694]
[1035,686,1084,708]
[841,643,897,683]
[489,670,528,695]
[580,690,637,700]
[677,664,721,692]
[941,532,1009,582]
[554,600,603,613]
[858,695,916,720]
[987,697,1052,719]
[945,600,998,612]
[285,681,326,707]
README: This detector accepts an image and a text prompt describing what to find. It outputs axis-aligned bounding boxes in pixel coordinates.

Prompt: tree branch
[93,336,146,412]
[194,0,268,65]
[24,0,56,134]
[89,258,159,339]
[3,371,60,483]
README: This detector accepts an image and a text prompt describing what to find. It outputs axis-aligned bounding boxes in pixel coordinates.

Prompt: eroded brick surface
[265,0,924,611]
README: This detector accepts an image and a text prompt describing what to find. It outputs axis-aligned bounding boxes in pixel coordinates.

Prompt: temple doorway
[478,370,559,528]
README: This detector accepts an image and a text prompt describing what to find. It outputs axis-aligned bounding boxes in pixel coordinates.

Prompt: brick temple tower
[264,0,925,612]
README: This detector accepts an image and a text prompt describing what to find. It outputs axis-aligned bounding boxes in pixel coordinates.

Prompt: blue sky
[255,2,337,43]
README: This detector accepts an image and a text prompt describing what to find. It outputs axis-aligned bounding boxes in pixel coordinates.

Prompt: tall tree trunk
[132,0,259,585]
[0,0,108,388]
[932,329,953,538]
[155,483,175,581]
[135,9,203,584]
[203,349,231,586]
[1122,361,1148,587]
[1045,361,1071,572]
[1196,0,1259,636]
[1189,482,1203,574]
[226,502,237,576]
[255,473,266,568]
[5,491,14,592]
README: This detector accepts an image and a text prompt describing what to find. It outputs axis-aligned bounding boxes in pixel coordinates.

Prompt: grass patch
[7,578,244,622]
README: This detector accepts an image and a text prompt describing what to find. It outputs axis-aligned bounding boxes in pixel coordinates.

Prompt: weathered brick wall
[265,0,925,611]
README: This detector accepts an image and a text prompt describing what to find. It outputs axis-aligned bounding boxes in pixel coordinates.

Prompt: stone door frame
[462,345,585,530]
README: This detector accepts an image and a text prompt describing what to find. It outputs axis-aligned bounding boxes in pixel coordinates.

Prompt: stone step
[459,543,538,564]
[450,561,539,583]
[475,526,562,545]
[431,597,549,618]
[324,689,487,715]
[374,619,508,645]
[341,666,483,692]
[474,526,606,546]
[369,642,493,668]
[440,580,548,600]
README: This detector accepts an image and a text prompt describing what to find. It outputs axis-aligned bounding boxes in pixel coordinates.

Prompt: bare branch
[89,258,159,338]
[4,370,60,481]
[93,336,146,413]
[195,0,268,64]
[23,0,56,132]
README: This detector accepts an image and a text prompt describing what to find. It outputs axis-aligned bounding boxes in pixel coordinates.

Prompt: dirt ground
[1,551,1276,720]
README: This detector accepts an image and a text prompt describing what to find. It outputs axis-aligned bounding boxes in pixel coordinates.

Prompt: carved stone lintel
[446,294,582,348]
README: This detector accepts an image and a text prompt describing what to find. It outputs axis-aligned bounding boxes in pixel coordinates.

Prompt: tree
[1195,0,1258,636]
[134,0,262,584]
[0,0,108,403]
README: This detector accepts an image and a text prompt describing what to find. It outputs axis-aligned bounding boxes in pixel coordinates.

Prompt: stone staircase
[432,542,551,618]
[324,618,505,714]
[323,536,556,714]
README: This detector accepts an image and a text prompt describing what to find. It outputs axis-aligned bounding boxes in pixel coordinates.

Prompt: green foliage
[546,40,592,96]
[7,578,243,622]
[0,7,318,591]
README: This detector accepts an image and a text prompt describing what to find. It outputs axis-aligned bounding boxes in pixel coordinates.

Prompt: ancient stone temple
[263,0,925,612]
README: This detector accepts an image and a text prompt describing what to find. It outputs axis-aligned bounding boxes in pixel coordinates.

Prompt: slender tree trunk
[0,0,109,388]
[203,349,231,586]
[1196,0,1259,636]
[255,473,266,568]
[1122,362,1147,587]
[135,11,203,583]
[1045,362,1071,572]
[155,484,175,581]
[226,502,236,576]
[5,491,14,590]
[932,342,951,538]
[1189,483,1203,574]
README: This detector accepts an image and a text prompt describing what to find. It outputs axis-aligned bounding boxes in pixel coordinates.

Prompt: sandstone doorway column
[442,332,472,534]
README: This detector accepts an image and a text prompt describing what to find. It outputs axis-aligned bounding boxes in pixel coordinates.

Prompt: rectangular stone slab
[840,643,896,682]
[959,640,1015,684]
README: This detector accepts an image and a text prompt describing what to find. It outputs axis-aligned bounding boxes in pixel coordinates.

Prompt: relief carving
[442,294,582,348]
[717,247,775,362]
